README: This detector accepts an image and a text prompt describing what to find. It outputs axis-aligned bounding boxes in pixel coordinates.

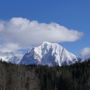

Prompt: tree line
[0,59,90,90]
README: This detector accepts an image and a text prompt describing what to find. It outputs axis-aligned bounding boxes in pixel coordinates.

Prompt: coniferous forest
[0,59,90,90]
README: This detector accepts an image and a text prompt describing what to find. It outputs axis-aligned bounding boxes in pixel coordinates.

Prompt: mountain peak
[42,41,51,45]
[40,41,63,51]
[41,41,61,46]
[20,41,78,66]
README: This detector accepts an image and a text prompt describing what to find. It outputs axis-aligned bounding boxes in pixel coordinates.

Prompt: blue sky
[0,0,90,56]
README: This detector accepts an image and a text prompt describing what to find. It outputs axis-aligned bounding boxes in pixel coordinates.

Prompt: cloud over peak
[0,17,83,48]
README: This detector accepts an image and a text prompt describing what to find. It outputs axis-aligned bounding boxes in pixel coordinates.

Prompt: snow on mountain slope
[0,52,23,64]
[20,41,78,66]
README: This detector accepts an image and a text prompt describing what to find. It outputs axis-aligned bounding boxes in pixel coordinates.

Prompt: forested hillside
[0,59,90,90]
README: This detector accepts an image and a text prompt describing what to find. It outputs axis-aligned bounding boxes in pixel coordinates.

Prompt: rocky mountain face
[20,41,78,66]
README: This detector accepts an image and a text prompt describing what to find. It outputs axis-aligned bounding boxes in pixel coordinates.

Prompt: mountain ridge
[0,41,78,66]
[20,41,78,66]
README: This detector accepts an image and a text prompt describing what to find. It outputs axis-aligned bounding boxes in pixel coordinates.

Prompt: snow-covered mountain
[20,41,78,66]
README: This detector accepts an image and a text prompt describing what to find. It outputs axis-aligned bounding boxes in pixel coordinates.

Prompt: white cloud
[81,48,90,57]
[0,43,20,53]
[0,43,23,61]
[0,17,83,53]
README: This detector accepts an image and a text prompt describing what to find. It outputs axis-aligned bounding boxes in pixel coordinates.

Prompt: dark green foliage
[0,59,90,90]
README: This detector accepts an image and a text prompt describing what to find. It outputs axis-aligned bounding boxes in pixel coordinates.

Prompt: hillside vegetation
[0,59,90,90]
